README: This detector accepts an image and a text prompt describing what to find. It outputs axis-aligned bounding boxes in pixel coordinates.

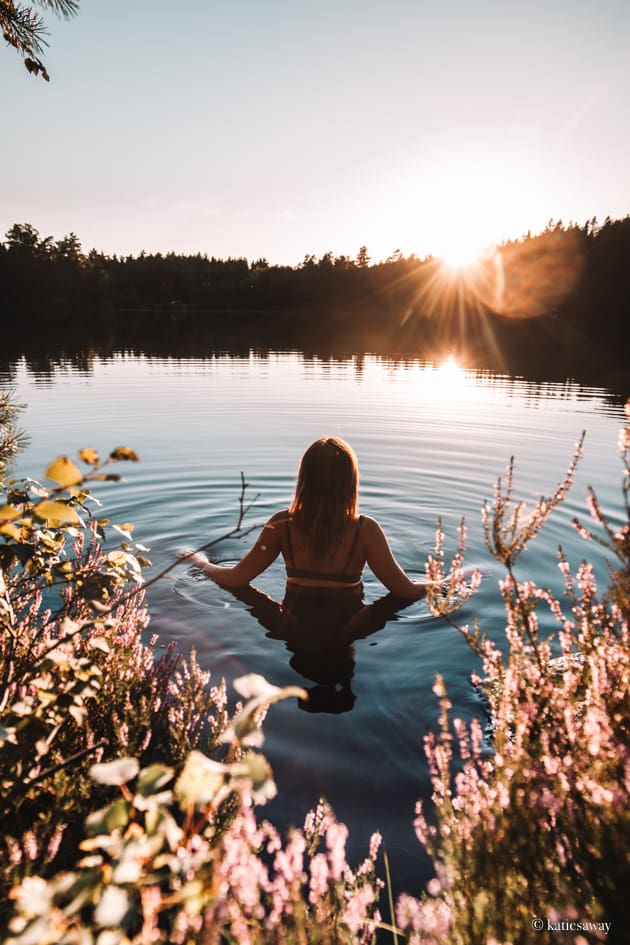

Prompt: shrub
[398,405,629,944]
[6,754,383,945]
[0,430,382,944]
[0,443,232,910]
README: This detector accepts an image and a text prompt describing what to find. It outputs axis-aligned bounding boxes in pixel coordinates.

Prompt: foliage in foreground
[0,443,227,887]
[1,0,78,80]
[0,426,382,944]
[1,395,629,944]
[408,411,629,945]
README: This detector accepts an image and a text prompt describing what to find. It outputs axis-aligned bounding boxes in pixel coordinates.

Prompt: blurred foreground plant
[0,440,233,911]
[7,727,383,945]
[0,415,383,944]
[397,412,629,945]
[0,391,28,481]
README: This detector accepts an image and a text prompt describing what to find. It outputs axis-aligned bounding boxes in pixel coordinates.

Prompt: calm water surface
[4,351,626,895]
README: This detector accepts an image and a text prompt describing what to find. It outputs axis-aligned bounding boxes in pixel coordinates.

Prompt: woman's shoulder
[357,515,387,542]
[257,510,290,549]
[266,509,291,526]
[358,514,380,530]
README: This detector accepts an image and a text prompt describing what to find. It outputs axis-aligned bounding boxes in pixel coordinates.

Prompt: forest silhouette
[2,216,628,390]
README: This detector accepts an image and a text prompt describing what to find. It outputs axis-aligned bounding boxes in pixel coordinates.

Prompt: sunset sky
[2,0,629,265]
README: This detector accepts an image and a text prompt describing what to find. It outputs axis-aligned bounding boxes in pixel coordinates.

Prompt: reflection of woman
[181,437,428,711]
[230,582,416,713]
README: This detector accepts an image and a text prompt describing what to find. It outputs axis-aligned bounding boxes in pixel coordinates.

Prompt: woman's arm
[180,515,283,588]
[362,516,427,600]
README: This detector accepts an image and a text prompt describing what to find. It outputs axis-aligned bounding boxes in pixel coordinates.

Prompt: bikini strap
[341,515,364,572]
[284,517,295,568]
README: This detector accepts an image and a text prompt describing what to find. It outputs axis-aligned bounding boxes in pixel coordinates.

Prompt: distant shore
[2,217,629,394]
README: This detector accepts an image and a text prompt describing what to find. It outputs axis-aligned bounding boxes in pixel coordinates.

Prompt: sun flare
[438,237,486,271]
[380,147,544,268]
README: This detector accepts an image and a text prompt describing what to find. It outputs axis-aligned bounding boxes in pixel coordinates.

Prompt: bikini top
[284,515,365,584]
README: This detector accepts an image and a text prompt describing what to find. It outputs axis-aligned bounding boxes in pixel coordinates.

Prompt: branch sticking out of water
[139,470,262,596]
[237,470,261,531]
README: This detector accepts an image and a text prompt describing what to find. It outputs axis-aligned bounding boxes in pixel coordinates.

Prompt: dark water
[4,351,626,896]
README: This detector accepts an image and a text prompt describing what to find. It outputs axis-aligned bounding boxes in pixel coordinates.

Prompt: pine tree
[1,0,79,80]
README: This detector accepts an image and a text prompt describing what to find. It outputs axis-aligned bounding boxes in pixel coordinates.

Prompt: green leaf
[44,456,83,488]
[106,550,129,569]
[136,764,173,797]
[85,799,130,836]
[232,752,277,805]
[94,886,130,928]
[0,723,17,745]
[89,757,140,786]
[233,673,306,704]
[174,751,228,809]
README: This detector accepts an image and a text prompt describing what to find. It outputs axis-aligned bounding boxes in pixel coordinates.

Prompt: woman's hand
[177,549,209,569]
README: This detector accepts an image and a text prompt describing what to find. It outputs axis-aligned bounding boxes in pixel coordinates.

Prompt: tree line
[0,223,411,313]
[1,217,629,389]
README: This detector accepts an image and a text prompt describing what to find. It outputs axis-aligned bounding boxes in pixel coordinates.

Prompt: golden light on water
[433,353,465,387]
[405,354,474,404]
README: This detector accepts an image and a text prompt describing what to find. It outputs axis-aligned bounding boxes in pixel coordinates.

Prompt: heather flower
[369,831,382,861]
[308,852,329,902]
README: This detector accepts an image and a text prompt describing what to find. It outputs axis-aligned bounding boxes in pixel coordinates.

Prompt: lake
[2,349,626,896]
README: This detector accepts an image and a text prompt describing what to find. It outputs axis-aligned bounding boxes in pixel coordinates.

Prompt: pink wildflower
[309,852,329,902]
[325,821,349,881]
[369,831,382,861]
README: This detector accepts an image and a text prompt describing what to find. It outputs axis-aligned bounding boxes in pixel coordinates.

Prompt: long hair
[289,437,359,559]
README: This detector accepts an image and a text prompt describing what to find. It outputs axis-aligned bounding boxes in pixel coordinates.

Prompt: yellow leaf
[0,523,21,539]
[79,448,100,465]
[109,447,140,462]
[0,505,21,522]
[107,550,128,567]
[45,456,83,488]
[34,501,81,525]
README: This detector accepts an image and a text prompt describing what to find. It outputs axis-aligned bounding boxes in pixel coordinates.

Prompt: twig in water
[118,472,262,606]
[237,470,261,530]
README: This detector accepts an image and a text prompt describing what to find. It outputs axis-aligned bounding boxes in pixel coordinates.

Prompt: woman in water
[182,436,427,601]
[181,437,427,711]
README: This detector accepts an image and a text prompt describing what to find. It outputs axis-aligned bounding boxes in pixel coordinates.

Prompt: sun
[377,145,543,267]
[428,207,498,276]
[438,235,487,271]
[431,209,495,272]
